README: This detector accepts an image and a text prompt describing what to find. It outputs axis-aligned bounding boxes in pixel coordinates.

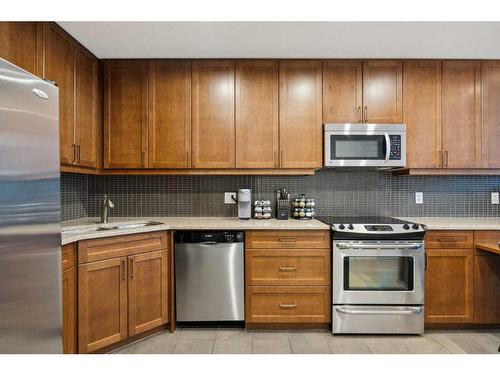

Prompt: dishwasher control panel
[175,231,244,243]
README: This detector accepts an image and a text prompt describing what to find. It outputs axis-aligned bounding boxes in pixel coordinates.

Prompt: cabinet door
[62,266,76,354]
[442,61,482,168]
[474,254,500,324]
[149,60,191,168]
[0,22,40,74]
[42,23,75,166]
[128,250,169,336]
[104,61,148,169]
[403,60,442,168]
[235,60,279,168]
[78,257,128,353]
[192,60,235,168]
[425,249,474,323]
[362,60,402,123]
[481,61,500,168]
[279,60,322,168]
[74,45,99,168]
[323,60,363,123]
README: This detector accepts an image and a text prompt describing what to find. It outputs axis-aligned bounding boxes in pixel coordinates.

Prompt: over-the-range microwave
[324,123,406,169]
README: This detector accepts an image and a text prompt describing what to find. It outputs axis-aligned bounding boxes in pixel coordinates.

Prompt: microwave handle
[384,133,391,162]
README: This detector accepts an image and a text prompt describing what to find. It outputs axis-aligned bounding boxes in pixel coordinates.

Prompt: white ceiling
[58,22,500,59]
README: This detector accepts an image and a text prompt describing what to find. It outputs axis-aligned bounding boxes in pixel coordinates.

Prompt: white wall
[58,22,500,59]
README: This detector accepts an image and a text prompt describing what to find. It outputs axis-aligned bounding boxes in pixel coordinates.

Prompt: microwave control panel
[389,135,402,160]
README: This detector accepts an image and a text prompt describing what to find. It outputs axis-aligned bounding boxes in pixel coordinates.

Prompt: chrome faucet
[100,194,114,224]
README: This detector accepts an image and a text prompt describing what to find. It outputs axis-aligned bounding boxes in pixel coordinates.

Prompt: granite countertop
[61,217,330,245]
[396,217,500,230]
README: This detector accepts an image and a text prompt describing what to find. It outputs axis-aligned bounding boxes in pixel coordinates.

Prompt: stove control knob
[412,224,419,230]
[348,224,354,230]
[338,224,345,230]
[403,224,410,230]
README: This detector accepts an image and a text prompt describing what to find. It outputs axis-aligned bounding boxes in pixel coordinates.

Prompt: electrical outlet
[225,192,237,204]
[415,192,423,204]
[492,192,499,205]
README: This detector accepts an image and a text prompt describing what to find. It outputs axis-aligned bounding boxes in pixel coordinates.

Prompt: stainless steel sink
[62,221,163,235]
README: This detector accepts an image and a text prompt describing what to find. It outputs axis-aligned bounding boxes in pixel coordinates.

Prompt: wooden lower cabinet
[425,248,474,323]
[128,250,169,336]
[473,231,500,324]
[246,286,331,323]
[62,243,77,354]
[245,230,331,326]
[77,232,169,353]
[78,257,128,353]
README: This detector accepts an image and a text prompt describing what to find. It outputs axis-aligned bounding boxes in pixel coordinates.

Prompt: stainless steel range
[317,216,427,335]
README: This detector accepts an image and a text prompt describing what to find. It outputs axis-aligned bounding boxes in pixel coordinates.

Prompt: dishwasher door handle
[200,241,218,245]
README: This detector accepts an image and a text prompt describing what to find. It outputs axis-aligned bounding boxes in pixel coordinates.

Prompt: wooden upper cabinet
[362,60,402,123]
[279,60,322,168]
[403,60,442,168]
[74,45,100,168]
[128,250,169,336]
[235,60,279,168]
[42,23,75,166]
[104,61,148,169]
[78,257,128,353]
[148,61,191,168]
[481,61,500,168]
[192,60,235,168]
[0,22,40,74]
[442,61,482,169]
[323,60,363,123]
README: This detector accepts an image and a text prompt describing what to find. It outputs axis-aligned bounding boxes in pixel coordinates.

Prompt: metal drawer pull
[279,266,297,271]
[337,243,422,250]
[279,303,298,309]
[130,258,134,278]
[438,238,458,242]
[336,306,422,315]
[121,259,126,280]
[279,238,297,242]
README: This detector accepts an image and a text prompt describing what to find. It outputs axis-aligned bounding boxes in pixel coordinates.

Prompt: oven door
[332,241,424,305]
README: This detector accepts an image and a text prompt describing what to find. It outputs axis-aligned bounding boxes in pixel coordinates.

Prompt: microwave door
[329,133,387,167]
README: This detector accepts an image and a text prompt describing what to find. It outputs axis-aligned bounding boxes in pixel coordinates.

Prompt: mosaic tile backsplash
[61,170,500,221]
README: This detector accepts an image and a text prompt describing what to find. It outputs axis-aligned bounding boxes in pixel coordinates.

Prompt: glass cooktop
[316,216,413,226]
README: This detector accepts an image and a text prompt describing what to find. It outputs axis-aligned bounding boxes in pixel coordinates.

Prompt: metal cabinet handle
[279,238,297,242]
[363,106,368,123]
[425,252,428,271]
[279,266,297,272]
[438,150,442,168]
[71,144,76,164]
[279,303,298,309]
[121,259,126,280]
[357,106,362,123]
[77,145,81,164]
[444,150,449,167]
[129,258,134,278]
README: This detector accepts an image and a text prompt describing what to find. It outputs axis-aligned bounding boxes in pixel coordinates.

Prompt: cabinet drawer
[62,243,76,271]
[246,286,331,323]
[246,230,330,249]
[78,231,168,264]
[425,231,473,249]
[246,249,331,286]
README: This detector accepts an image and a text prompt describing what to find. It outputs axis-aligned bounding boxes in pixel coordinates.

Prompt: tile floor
[111,328,500,354]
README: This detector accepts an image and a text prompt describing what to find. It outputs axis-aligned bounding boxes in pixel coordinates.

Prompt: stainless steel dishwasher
[175,231,245,322]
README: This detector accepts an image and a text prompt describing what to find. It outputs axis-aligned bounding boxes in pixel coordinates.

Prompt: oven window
[331,135,386,160]
[344,256,414,291]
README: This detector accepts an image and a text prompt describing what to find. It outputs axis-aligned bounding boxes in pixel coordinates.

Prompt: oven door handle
[335,306,423,315]
[384,132,391,162]
[336,243,422,250]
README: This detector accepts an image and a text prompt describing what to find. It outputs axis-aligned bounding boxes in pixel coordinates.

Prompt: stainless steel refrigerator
[0,58,62,353]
